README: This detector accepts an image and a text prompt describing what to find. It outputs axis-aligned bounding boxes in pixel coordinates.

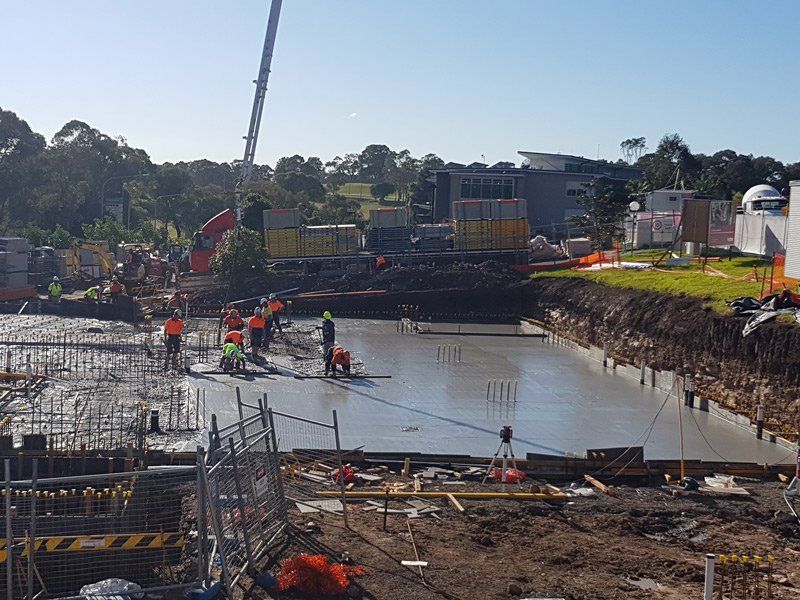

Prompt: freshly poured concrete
[191,319,793,463]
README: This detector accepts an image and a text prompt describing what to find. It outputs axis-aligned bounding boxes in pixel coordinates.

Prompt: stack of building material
[264,208,301,258]
[413,224,453,251]
[301,225,360,256]
[0,238,30,289]
[366,208,412,252]
[452,199,529,250]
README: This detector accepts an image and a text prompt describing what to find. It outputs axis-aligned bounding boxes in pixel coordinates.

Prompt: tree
[308,193,365,229]
[636,134,700,190]
[357,144,394,182]
[240,191,272,231]
[567,177,630,250]
[370,181,396,204]
[620,137,647,164]
[275,171,324,203]
[82,217,137,249]
[209,227,270,286]
[325,153,359,186]
[385,149,418,202]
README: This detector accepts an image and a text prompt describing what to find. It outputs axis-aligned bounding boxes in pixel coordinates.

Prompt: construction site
[4,1,800,599]
[0,279,799,599]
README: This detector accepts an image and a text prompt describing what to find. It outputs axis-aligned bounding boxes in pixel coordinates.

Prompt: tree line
[2,105,798,251]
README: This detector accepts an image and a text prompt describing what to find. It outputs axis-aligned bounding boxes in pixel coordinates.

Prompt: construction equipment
[118,243,173,285]
[69,241,118,280]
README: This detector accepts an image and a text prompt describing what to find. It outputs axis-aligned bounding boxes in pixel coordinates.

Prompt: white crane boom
[239,0,282,191]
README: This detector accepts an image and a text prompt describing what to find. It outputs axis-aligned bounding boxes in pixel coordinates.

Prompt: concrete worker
[319,311,335,356]
[48,276,62,303]
[109,275,125,303]
[261,299,274,350]
[267,293,285,333]
[324,345,351,377]
[220,341,247,371]
[83,285,101,303]
[223,328,246,349]
[164,309,185,370]
[248,307,266,359]
[223,308,244,332]
[375,255,387,272]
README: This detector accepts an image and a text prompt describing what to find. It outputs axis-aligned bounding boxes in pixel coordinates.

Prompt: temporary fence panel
[203,394,288,594]
[734,214,787,257]
[1,460,200,599]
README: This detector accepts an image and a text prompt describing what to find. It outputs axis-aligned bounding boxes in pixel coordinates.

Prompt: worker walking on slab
[248,307,266,359]
[324,345,351,377]
[48,276,62,303]
[164,309,185,371]
[319,311,335,356]
[267,293,284,333]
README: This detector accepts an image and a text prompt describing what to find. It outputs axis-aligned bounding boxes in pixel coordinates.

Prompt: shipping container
[490,199,528,220]
[370,207,408,229]
[366,226,412,251]
[263,208,300,230]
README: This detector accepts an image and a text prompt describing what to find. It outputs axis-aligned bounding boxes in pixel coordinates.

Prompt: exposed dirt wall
[528,277,800,437]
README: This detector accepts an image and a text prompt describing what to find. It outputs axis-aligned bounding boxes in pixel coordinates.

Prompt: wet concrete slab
[190,318,793,463]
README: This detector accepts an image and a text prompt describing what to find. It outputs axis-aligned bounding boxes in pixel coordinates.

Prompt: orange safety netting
[277,553,366,596]
[768,253,800,294]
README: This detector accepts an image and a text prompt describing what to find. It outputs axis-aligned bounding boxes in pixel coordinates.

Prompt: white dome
[742,184,781,204]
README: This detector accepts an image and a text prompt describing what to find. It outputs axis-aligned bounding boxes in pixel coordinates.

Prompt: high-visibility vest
[268,299,284,313]
[48,283,62,296]
[84,287,98,299]
[224,330,244,345]
[164,318,184,335]
[248,315,265,330]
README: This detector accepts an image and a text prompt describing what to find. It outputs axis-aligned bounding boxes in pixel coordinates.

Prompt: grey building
[432,151,641,232]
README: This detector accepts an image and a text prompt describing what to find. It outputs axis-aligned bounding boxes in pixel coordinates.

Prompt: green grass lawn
[532,256,773,313]
[338,182,400,202]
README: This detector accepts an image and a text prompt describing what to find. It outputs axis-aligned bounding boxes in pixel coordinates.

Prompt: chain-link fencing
[1,460,201,599]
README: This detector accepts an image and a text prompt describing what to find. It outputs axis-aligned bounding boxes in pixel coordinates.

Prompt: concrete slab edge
[519,320,796,454]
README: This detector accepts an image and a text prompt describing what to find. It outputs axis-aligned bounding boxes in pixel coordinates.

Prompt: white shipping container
[414,224,452,239]
[370,208,408,228]
[490,198,528,220]
[263,208,300,230]
[0,252,29,270]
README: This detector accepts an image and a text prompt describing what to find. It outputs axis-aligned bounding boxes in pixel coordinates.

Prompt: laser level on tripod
[483,425,519,484]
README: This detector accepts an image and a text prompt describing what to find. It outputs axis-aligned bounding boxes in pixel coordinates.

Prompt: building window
[567,189,577,197]
[669,196,677,202]
[459,176,515,199]
[565,163,580,173]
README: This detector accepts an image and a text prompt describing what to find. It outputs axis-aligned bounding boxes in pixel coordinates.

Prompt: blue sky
[2,0,798,166]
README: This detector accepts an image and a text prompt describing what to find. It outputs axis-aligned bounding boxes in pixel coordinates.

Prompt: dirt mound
[371,260,523,292]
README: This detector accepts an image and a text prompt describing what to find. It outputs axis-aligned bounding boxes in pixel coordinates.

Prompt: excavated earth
[527,277,800,439]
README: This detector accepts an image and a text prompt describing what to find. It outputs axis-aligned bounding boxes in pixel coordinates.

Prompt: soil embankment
[528,277,800,437]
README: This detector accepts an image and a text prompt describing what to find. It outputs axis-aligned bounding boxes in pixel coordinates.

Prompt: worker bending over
[83,285,102,303]
[319,311,335,355]
[223,328,246,349]
[248,307,266,358]
[48,276,62,303]
[164,309,184,371]
[220,341,247,371]
[325,345,351,377]
[267,293,284,333]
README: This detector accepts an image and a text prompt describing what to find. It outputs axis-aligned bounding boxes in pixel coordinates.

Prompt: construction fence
[0,461,201,599]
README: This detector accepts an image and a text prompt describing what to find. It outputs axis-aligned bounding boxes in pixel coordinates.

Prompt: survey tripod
[483,425,518,483]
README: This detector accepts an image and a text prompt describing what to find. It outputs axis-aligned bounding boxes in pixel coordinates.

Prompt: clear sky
[2,0,799,166]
